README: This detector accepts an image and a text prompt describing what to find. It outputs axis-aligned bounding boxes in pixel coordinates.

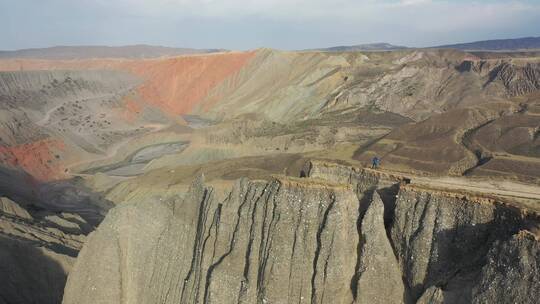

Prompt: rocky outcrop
[0,196,86,304]
[305,160,405,235]
[63,176,362,304]
[416,286,444,304]
[390,186,522,302]
[353,192,405,304]
[307,160,538,303]
[472,231,539,304]
[0,235,74,304]
[458,60,540,96]
[303,160,404,188]
[0,196,32,219]
[62,162,539,304]
[485,62,540,96]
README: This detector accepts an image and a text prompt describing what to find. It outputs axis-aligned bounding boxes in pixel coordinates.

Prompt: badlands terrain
[0,41,539,303]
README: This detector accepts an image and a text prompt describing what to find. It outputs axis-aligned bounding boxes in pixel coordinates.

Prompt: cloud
[86,0,540,27]
[397,0,433,6]
[1,0,539,49]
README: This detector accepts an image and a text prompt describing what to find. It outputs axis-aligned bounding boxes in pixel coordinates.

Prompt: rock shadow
[0,235,69,304]
[410,203,523,303]
[0,165,113,228]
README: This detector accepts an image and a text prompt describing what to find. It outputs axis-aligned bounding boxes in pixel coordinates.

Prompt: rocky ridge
[0,196,88,304]
[62,160,539,304]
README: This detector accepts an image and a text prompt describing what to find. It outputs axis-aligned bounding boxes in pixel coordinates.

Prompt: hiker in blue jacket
[371,156,381,169]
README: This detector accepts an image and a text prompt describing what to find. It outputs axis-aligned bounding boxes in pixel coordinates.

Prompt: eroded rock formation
[62,161,539,304]
[63,177,361,304]
[0,196,86,303]
[353,192,405,304]
[390,187,522,302]
[472,231,539,304]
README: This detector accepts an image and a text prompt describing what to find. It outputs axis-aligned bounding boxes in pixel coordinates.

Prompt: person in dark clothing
[371,156,380,169]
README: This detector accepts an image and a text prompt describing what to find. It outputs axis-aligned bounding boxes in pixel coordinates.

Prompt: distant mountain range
[432,36,540,51]
[0,37,539,59]
[0,45,225,60]
[312,43,407,52]
[314,36,540,52]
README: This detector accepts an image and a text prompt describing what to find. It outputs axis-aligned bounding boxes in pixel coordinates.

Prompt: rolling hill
[0,45,225,60]
[433,36,540,51]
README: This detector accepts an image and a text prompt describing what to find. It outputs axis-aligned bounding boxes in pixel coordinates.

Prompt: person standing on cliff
[371,156,380,169]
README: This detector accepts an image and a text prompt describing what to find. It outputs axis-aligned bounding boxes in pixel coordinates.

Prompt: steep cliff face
[390,187,523,302]
[472,231,539,304]
[304,160,538,303]
[62,161,539,304]
[63,177,362,304]
[460,60,540,96]
[354,192,405,304]
[304,160,405,232]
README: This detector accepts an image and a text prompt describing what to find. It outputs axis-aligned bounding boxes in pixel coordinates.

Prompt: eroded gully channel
[82,141,189,177]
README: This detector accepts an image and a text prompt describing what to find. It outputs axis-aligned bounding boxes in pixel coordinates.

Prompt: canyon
[0,46,538,304]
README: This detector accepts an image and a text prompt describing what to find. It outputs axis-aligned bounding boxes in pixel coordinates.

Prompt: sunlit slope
[1,49,538,123]
[196,49,540,122]
[0,70,144,180]
[0,51,256,115]
[0,52,255,180]
[355,97,540,182]
[0,49,539,181]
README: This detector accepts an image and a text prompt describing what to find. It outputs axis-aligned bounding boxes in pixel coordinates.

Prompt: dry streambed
[82,141,189,176]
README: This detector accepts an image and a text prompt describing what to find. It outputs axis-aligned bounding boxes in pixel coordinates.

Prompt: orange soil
[121,95,143,122]
[0,52,256,179]
[124,52,256,114]
[0,139,66,181]
[0,51,256,114]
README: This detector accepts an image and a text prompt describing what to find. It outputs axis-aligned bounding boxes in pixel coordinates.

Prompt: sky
[1,0,539,50]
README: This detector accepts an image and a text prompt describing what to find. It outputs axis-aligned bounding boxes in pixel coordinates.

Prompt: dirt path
[362,167,539,210]
[35,91,129,126]
[413,175,540,200]
[65,123,172,172]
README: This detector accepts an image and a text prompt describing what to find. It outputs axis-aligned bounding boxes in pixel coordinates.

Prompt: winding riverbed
[83,141,189,176]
